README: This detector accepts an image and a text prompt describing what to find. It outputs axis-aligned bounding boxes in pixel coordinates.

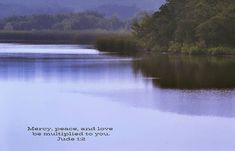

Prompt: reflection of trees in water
[133,55,235,89]
[0,54,131,81]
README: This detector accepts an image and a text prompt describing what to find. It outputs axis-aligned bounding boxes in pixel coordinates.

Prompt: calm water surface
[0,44,235,151]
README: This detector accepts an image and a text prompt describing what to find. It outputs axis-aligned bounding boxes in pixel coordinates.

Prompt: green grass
[96,33,140,55]
[0,30,130,45]
[167,42,235,56]
[0,30,141,55]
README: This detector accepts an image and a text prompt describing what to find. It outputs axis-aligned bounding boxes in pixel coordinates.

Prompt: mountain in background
[0,0,165,19]
[93,4,141,19]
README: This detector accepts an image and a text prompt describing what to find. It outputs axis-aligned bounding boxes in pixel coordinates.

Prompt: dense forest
[0,11,128,31]
[132,0,235,55]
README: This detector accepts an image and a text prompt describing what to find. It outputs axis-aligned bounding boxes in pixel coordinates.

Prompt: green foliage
[96,33,139,55]
[0,11,129,31]
[207,47,234,55]
[132,0,235,55]
[168,42,182,53]
[178,43,205,55]
[0,30,129,44]
[187,45,206,55]
[167,42,234,55]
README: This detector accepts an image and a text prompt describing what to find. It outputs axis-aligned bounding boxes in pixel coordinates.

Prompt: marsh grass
[96,33,140,55]
[167,42,235,56]
[0,30,130,44]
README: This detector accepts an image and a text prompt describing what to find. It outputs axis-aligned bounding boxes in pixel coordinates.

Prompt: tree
[132,0,235,53]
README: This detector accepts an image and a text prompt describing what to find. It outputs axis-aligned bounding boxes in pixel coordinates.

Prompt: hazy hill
[93,4,141,19]
[0,0,165,19]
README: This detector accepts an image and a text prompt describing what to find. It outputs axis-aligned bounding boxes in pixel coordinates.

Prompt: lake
[0,44,235,151]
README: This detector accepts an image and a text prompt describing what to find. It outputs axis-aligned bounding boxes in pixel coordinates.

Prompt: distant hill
[0,11,128,31]
[0,0,165,19]
[93,4,141,20]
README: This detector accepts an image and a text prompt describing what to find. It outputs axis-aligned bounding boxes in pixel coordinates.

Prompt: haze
[0,0,165,19]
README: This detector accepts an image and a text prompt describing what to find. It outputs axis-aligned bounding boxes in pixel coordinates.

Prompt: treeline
[0,30,129,44]
[132,0,235,55]
[0,11,129,31]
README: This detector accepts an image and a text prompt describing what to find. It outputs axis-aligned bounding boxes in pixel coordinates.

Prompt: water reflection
[0,54,133,81]
[0,45,235,119]
[133,55,235,89]
[1,44,235,151]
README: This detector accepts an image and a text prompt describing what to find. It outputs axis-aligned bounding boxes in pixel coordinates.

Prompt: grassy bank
[96,33,140,55]
[0,30,141,55]
[0,30,129,45]
[1,30,233,56]
[0,30,76,44]
[167,42,235,56]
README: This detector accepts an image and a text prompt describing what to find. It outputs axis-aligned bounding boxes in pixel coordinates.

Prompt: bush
[168,42,182,53]
[188,45,206,55]
[207,47,234,55]
[96,34,139,55]
[180,43,206,55]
